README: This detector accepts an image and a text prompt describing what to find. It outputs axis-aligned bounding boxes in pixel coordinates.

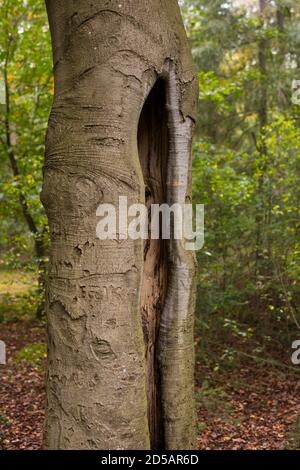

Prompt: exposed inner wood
[138,79,169,449]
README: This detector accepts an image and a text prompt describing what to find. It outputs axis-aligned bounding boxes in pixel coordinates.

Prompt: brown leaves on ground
[0,323,45,450]
[196,365,300,450]
[1,322,300,449]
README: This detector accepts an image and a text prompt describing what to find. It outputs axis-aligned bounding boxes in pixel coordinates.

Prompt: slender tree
[43,0,198,450]
[254,0,268,279]
[0,0,52,317]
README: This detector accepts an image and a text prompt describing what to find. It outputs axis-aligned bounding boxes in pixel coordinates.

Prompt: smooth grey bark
[42,0,198,450]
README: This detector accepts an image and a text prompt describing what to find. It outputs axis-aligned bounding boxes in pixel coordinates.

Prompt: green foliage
[14,342,46,368]
[0,0,298,369]
[197,421,207,434]
[287,414,300,450]
[181,0,300,365]
[196,380,234,420]
[0,291,41,323]
[0,414,10,426]
[0,413,10,447]
[0,269,40,323]
[0,0,52,268]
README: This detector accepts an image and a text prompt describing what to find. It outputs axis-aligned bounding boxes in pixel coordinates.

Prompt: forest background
[0,0,300,450]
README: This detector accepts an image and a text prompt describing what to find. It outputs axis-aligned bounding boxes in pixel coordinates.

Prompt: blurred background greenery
[0,0,299,371]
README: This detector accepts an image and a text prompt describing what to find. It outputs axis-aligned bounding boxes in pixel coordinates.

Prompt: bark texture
[43,0,198,450]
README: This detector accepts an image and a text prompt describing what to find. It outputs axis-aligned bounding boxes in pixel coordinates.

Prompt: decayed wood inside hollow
[138,79,169,449]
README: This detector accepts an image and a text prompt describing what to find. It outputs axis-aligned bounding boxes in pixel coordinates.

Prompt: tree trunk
[42,0,198,450]
[255,0,268,280]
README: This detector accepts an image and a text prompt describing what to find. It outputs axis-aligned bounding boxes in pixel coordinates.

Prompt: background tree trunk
[3,41,47,318]
[43,0,197,450]
[255,0,268,281]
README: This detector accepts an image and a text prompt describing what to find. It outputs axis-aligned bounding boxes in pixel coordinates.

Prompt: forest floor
[196,360,300,450]
[1,320,300,450]
[1,270,300,450]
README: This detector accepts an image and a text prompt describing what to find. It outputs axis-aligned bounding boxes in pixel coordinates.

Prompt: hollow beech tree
[42,0,198,450]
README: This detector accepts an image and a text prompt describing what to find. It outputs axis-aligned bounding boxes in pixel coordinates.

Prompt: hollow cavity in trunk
[138,79,169,450]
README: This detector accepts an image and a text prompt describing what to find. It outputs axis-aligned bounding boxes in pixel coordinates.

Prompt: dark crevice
[137,78,169,450]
